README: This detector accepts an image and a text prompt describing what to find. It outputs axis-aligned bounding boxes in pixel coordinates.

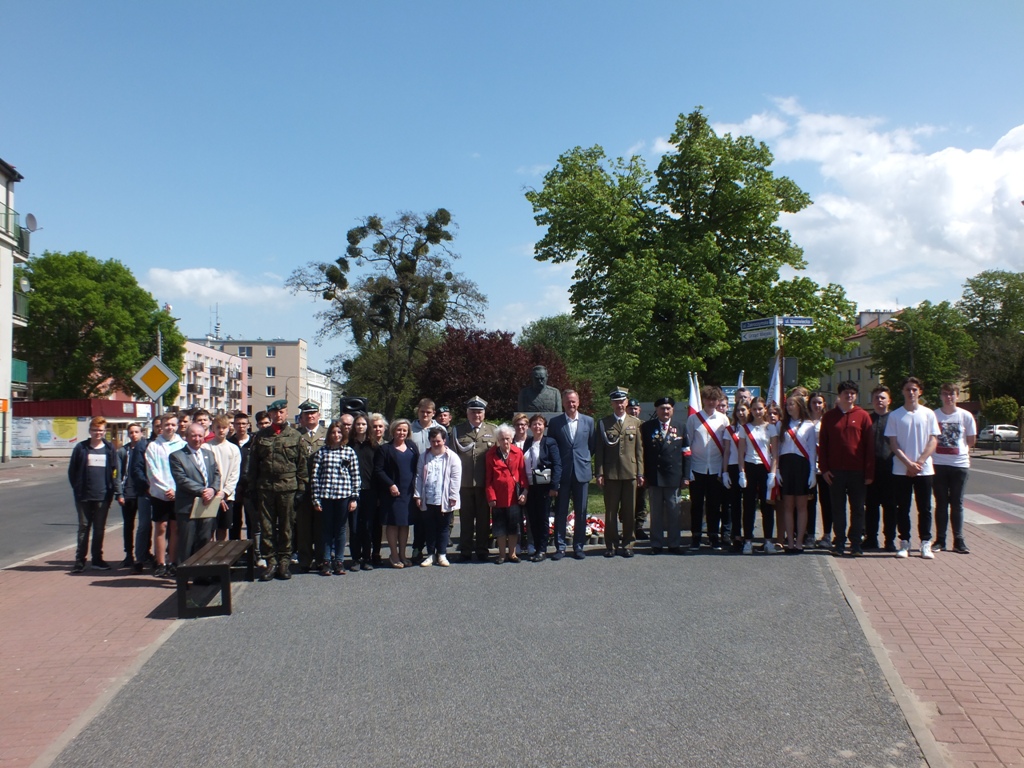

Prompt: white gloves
[808,472,817,489]
[721,472,731,490]
[766,473,776,502]
[739,472,747,489]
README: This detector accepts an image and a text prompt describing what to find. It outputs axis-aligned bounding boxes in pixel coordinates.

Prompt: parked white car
[979,424,1019,442]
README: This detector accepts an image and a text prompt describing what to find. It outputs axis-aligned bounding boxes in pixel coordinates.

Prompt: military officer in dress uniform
[451,396,499,561]
[249,399,308,581]
[295,400,327,572]
[595,387,645,557]
[627,397,649,540]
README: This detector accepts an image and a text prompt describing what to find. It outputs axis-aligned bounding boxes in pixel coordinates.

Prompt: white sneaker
[437,555,450,567]
[921,541,934,559]
[764,541,778,554]
[742,540,754,555]
[895,539,910,558]
[420,556,433,567]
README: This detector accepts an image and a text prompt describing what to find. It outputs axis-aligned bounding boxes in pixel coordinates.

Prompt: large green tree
[287,209,486,419]
[957,270,1024,403]
[14,251,185,402]
[524,108,855,394]
[866,302,976,406]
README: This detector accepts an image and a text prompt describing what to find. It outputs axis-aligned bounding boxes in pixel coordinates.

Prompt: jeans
[134,495,153,562]
[894,474,934,543]
[828,470,866,548]
[320,497,350,564]
[352,488,377,562]
[421,504,453,556]
[866,458,895,545]
[742,462,772,540]
[933,465,968,543]
[75,496,112,564]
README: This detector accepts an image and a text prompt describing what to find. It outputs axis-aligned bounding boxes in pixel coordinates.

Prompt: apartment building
[194,337,308,417]
[0,157,31,461]
[818,310,898,408]
[175,339,248,414]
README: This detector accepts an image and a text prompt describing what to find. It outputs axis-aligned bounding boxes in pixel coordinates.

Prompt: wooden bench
[176,539,255,619]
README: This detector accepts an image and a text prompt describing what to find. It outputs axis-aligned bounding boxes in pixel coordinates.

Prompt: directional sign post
[741,328,776,342]
[740,317,777,331]
[781,316,815,327]
[132,356,178,403]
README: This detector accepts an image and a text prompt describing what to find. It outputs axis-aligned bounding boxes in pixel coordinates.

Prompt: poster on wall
[34,417,83,451]
[12,418,34,457]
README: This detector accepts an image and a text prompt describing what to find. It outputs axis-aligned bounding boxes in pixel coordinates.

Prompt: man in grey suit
[547,389,595,560]
[170,423,223,565]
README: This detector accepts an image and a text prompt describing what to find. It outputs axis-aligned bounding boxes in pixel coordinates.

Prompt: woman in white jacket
[414,427,463,567]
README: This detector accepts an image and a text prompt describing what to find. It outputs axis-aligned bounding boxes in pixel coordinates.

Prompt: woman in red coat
[485,424,528,564]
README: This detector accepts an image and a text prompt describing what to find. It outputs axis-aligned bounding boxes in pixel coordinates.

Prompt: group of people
[67,373,976,579]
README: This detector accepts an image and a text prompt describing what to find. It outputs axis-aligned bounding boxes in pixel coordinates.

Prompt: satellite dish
[24,213,38,232]
[18,277,31,293]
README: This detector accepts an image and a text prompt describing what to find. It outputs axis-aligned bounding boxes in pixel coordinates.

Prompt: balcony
[13,291,28,326]
[210,387,226,397]
[188,361,205,372]
[11,358,28,389]
[209,366,226,377]
[186,383,205,395]
[229,390,242,400]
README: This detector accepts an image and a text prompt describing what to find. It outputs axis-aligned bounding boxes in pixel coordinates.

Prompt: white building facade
[0,157,30,462]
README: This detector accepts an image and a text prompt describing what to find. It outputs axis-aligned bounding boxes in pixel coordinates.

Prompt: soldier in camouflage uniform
[249,400,308,581]
[295,400,327,572]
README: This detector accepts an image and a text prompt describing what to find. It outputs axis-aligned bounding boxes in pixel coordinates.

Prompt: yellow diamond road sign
[132,356,178,400]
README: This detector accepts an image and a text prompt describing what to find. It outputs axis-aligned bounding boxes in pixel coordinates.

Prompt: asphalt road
[51,552,925,768]
[0,460,79,568]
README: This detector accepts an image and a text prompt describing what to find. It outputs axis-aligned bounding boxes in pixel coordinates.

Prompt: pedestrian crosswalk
[964,494,1024,525]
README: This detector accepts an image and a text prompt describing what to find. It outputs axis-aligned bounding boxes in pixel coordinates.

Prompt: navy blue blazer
[522,435,563,489]
[546,412,595,484]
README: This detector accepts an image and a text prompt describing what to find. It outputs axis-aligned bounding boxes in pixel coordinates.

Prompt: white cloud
[145,267,291,304]
[515,163,551,177]
[704,100,1024,311]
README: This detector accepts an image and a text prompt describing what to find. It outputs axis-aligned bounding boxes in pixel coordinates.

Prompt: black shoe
[650,547,662,555]
[622,548,634,558]
[277,562,292,580]
[572,551,585,560]
[532,552,546,562]
[551,550,565,561]
[131,562,146,574]
[953,538,970,554]
[604,549,616,558]
[849,548,864,557]
[259,565,275,582]
[634,528,649,541]
[361,561,374,571]
[933,540,947,552]
[831,547,845,558]
[689,540,701,551]
[667,546,681,554]
[153,564,167,578]
[862,538,879,551]
[120,556,134,568]
[72,560,85,573]
[883,540,898,553]
[711,542,723,552]
[319,563,332,576]
[91,559,111,570]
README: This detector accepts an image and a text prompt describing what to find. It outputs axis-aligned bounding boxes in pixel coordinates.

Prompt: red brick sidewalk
[836,525,1024,768]
[0,547,179,768]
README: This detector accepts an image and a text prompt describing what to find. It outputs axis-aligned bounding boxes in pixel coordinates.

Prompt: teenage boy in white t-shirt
[884,377,941,559]
[932,383,976,554]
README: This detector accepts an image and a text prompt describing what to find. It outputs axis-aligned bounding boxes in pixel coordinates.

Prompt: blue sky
[3,0,1022,372]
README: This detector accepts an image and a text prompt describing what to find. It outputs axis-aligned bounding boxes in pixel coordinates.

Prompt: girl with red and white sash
[721,402,749,553]
[772,393,818,553]
[742,398,778,554]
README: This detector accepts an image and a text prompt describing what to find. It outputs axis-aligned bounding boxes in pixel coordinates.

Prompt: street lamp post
[889,319,914,377]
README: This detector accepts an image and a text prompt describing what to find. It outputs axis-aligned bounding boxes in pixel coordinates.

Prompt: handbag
[533,467,552,485]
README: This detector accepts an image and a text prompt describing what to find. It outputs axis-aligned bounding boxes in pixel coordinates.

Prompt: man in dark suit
[641,397,691,554]
[547,389,595,560]
[170,423,223,565]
